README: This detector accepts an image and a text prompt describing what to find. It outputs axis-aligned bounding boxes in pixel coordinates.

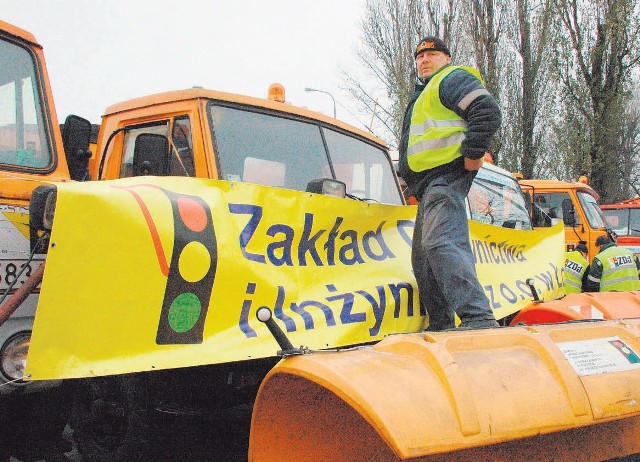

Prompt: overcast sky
[2,0,370,129]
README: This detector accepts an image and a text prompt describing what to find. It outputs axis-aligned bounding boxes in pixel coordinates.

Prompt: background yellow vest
[563,250,588,294]
[596,246,640,291]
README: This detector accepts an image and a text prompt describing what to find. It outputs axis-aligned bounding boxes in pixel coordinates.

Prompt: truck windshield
[468,166,532,230]
[577,191,606,229]
[0,38,52,169]
[208,104,403,205]
[604,208,640,237]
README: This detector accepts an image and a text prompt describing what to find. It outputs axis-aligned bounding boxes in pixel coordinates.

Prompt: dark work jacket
[398,65,501,200]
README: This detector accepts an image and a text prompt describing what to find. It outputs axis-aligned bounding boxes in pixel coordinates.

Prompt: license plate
[0,259,44,291]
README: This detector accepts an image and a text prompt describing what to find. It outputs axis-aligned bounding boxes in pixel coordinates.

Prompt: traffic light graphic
[155,189,217,344]
[113,184,218,344]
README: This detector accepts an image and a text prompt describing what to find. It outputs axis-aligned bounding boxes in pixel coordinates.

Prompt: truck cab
[92,87,403,205]
[602,197,640,257]
[518,177,608,261]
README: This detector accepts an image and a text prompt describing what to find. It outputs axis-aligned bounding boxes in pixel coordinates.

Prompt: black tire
[69,375,157,462]
[0,384,73,462]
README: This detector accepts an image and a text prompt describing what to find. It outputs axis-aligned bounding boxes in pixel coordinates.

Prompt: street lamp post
[304,87,337,119]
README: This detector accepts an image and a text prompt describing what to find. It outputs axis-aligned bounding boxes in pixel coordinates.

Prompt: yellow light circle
[178,241,211,283]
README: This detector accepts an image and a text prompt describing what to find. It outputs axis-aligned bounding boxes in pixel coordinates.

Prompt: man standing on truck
[398,36,501,331]
[563,243,589,294]
[586,235,640,292]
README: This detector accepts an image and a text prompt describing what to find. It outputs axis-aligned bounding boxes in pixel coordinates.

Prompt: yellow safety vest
[407,65,484,172]
[563,250,588,294]
[596,246,640,291]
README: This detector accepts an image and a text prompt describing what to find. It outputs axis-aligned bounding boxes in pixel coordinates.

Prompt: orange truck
[518,177,609,261]
[602,197,640,257]
[0,19,93,460]
[30,85,407,461]
[7,19,640,461]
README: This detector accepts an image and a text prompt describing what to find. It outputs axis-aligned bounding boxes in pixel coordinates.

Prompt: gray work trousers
[412,169,495,330]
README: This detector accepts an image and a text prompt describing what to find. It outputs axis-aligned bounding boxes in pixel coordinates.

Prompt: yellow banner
[470,220,565,320]
[26,177,564,380]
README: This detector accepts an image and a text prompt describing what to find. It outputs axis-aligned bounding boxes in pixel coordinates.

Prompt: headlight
[1,332,31,382]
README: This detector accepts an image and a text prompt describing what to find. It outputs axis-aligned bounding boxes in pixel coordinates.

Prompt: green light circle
[168,293,202,333]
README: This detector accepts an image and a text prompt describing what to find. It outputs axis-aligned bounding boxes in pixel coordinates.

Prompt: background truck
[518,177,609,261]
[602,197,640,257]
[0,19,92,461]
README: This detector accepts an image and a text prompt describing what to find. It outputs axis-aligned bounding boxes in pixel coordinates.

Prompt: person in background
[398,36,501,331]
[585,235,640,292]
[563,243,589,294]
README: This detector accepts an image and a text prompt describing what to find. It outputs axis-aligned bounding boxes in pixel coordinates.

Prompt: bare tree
[614,94,640,199]
[512,0,555,178]
[553,0,640,202]
[458,0,505,161]
[341,0,460,148]
[463,0,502,98]
[343,0,640,202]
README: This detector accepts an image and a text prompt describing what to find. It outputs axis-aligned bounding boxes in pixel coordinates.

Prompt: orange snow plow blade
[511,291,640,325]
[250,320,640,461]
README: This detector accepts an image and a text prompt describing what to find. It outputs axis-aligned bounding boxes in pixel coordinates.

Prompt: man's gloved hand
[464,157,483,171]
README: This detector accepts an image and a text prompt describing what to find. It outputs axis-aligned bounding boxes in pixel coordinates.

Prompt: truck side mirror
[61,114,92,181]
[132,133,169,176]
[305,178,346,198]
[29,184,57,253]
[562,198,576,226]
